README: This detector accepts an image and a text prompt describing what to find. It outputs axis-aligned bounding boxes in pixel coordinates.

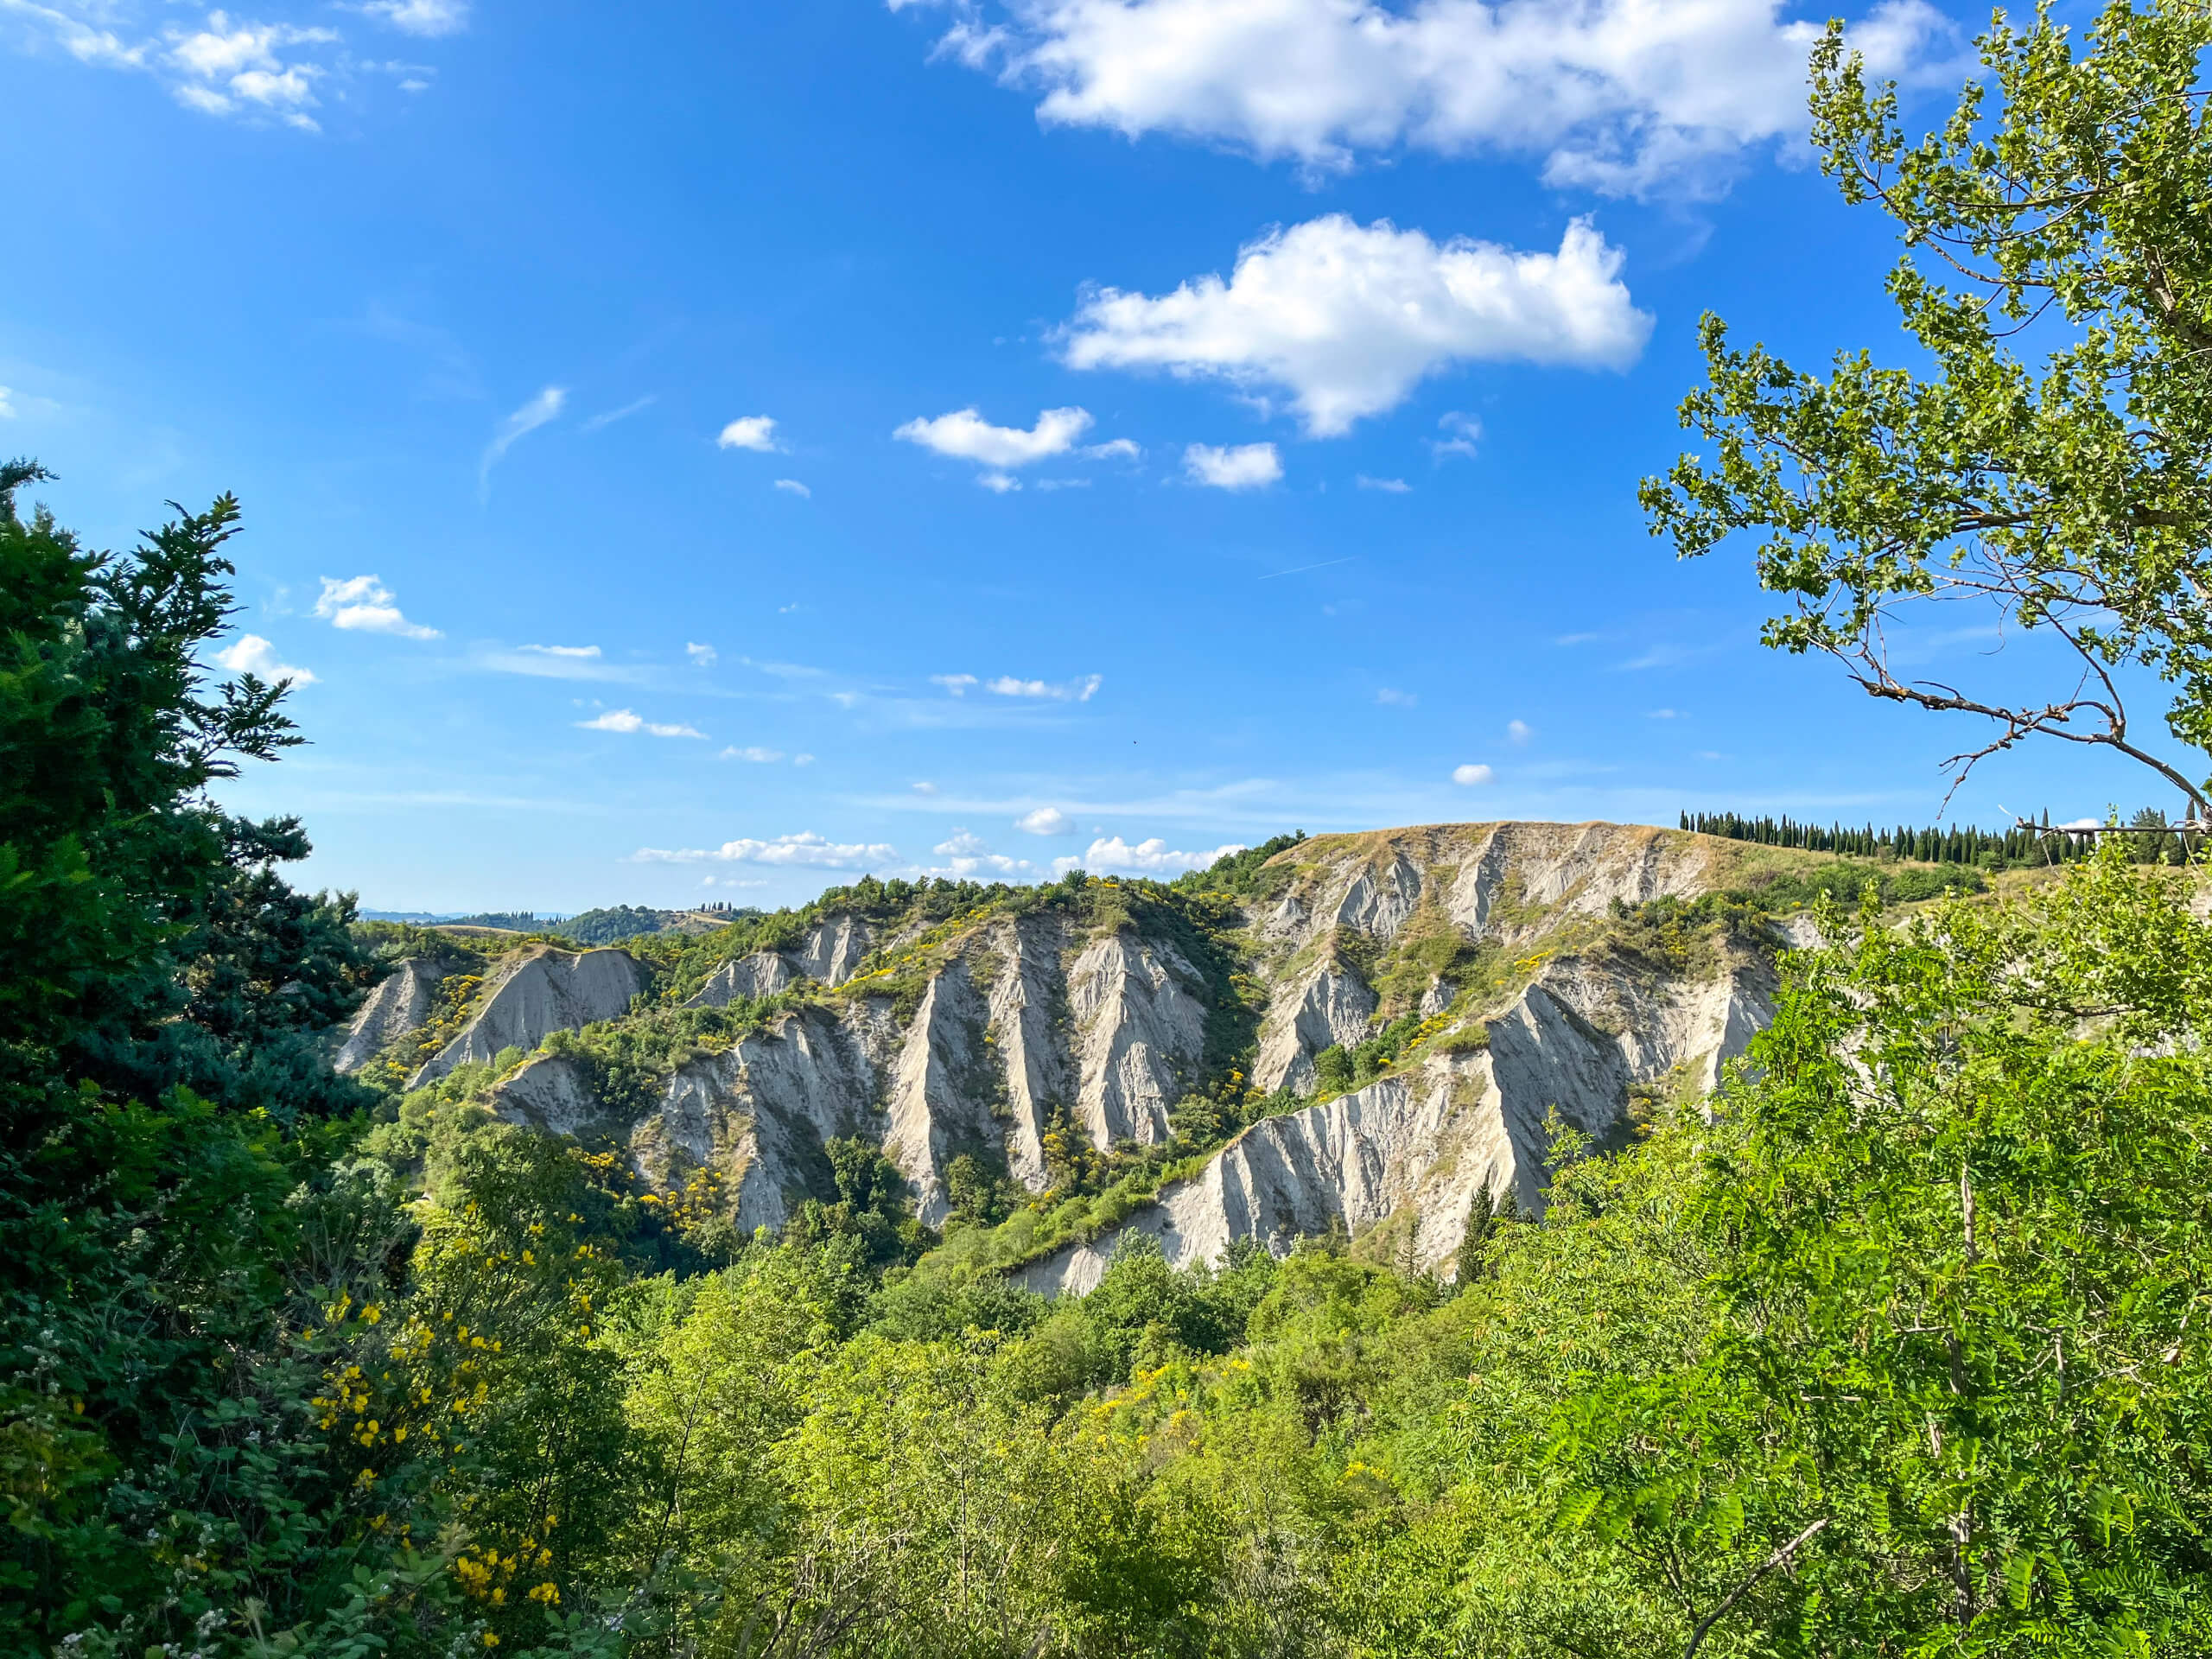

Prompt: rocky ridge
[345,822,1794,1281]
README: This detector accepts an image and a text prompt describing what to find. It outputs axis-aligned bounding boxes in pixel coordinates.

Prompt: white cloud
[519,643,601,659]
[979,471,1021,493]
[687,641,717,667]
[0,387,13,419]
[632,831,898,868]
[1376,687,1416,706]
[1185,442,1281,489]
[1452,763,1495,785]
[1507,719,1532,743]
[1070,215,1649,435]
[912,780,940,795]
[987,672,1103,702]
[1071,836,1247,875]
[1357,474,1410,493]
[937,830,991,855]
[1084,437,1141,460]
[1015,805,1074,836]
[582,395,655,433]
[162,15,336,128]
[718,415,780,452]
[1431,410,1482,459]
[894,405,1095,468]
[362,0,468,37]
[1648,708,1678,719]
[577,709,706,739]
[480,386,566,493]
[793,753,816,766]
[313,575,441,639]
[907,0,1955,197]
[931,673,981,696]
[214,632,315,685]
[721,745,785,762]
[773,479,811,498]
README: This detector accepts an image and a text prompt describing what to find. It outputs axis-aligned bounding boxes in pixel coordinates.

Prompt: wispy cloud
[1357,474,1411,493]
[360,0,468,37]
[581,394,656,433]
[479,385,566,497]
[774,478,811,498]
[0,387,15,419]
[1431,411,1482,461]
[576,708,705,738]
[632,831,898,869]
[687,642,717,667]
[721,745,784,762]
[215,632,315,685]
[1376,687,1417,707]
[519,643,601,659]
[314,575,441,639]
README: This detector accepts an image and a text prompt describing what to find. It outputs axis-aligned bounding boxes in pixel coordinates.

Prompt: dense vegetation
[1682,809,2199,867]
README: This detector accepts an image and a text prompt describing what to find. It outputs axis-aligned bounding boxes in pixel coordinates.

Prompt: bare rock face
[1070,934,1208,1149]
[880,959,1003,1227]
[411,946,645,1086]
[628,1005,887,1233]
[985,913,1073,1191]
[1018,942,1766,1295]
[1250,960,1378,1094]
[335,957,452,1074]
[491,1053,607,1138]
[791,914,871,986]
[684,950,796,1008]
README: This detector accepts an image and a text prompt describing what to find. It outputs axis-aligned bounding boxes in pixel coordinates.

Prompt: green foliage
[1647,1,2212,807]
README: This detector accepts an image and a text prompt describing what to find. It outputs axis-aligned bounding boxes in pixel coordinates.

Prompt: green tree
[0,464,410,1653]
[1644,0,2212,810]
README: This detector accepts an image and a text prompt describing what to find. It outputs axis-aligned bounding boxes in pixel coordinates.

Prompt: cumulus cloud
[773,479,811,498]
[215,632,315,685]
[1066,836,1248,875]
[718,415,780,451]
[1185,442,1281,489]
[931,830,1037,877]
[162,14,337,129]
[931,674,980,695]
[894,405,1097,469]
[903,0,1955,196]
[1015,805,1074,836]
[362,0,468,36]
[1452,763,1495,785]
[480,385,566,494]
[721,745,785,762]
[314,575,441,639]
[1069,215,1649,435]
[632,831,899,869]
[687,641,717,667]
[577,709,706,738]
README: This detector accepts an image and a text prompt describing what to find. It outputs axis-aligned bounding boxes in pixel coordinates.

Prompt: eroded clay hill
[341,821,1800,1283]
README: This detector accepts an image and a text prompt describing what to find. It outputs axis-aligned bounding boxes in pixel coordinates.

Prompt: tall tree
[1644,0,2212,812]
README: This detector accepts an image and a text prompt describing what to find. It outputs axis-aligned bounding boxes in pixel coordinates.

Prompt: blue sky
[2,0,2174,912]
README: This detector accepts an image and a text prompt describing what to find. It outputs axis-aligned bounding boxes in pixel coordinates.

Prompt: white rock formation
[684,950,797,1007]
[1018,946,1768,1295]
[411,946,645,1086]
[1250,960,1378,1094]
[791,914,871,986]
[1070,934,1208,1148]
[334,957,452,1074]
[984,913,1072,1190]
[491,1052,607,1137]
